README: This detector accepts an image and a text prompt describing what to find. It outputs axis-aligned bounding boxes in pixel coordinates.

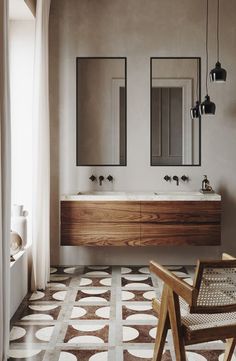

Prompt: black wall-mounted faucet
[173,175,179,186]
[99,175,104,186]
[89,175,96,182]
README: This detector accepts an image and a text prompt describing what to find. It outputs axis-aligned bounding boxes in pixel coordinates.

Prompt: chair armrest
[222,253,235,260]
[150,260,197,306]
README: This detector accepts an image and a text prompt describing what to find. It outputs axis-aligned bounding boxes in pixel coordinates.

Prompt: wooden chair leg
[168,290,186,361]
[152,286,169,361]
[224,338,236,361]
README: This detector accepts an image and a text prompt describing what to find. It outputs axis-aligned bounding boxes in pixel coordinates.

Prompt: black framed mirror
[76,57,127,166]
[151,57,201,166]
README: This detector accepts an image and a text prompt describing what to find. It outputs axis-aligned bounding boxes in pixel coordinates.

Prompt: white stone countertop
[61,191,221,201]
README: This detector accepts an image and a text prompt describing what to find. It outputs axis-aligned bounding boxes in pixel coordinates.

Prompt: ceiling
[9,0,34,20]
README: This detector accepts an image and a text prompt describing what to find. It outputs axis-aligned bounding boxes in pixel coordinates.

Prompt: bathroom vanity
[60,192,221,246]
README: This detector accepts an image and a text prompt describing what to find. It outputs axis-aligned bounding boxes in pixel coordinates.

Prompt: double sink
[62,191,220,201]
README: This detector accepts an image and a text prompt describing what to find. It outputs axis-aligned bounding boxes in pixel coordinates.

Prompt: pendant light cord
[206,0,209,95]
[217,0,220,62]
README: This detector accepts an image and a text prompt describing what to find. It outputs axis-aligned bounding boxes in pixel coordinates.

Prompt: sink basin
[154,191,202,196]
[77,191,126,196]
[65,191,126,200]
[154,191,205,200]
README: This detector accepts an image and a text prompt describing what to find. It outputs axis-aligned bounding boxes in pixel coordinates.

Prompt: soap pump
[201,175,214,193]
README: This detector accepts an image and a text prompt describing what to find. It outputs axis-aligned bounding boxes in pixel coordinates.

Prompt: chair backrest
[190,259,236,314]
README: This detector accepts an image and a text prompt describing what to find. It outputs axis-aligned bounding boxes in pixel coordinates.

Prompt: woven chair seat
[156,277,236,333]
[180,297,236,332]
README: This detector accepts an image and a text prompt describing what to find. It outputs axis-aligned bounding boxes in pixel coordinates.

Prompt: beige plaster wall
[49,0,236,265]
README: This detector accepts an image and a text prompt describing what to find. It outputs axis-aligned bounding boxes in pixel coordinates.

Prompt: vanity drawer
[140,223,221,246]
[60,199,221,246]
[61,222,140,246]
[140,201,221,223]
[61,201,140,223]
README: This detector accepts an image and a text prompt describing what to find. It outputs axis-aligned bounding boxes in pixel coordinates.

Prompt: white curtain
[32,0,51,291]
[0,0,11,359]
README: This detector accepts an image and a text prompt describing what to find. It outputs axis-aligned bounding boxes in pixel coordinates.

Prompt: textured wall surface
[49,0,236,265]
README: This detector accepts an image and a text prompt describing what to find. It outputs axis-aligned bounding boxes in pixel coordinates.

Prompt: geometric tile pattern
[9,265,233,360]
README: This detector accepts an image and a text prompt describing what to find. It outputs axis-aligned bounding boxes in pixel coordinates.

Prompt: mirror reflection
[76,57,126,166]
[151,57,201,166]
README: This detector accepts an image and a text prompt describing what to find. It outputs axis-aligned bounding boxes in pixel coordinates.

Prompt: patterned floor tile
[10,325,55,343]
[83,266,112,275]
[50,266,81,275]
[186,350,226,360]
[75,289,111,302]
[122,276,153,288]
[123,349,172,360]
[10,264,234,361]
[165,265,188,273]
[64,324,109,344]
[121,266,150,275]
[8,349,45,361]
[122,303,157,321]
[49,274,72,286]
[28,289,68,302]
[122,290,156,302]
[122,325,157,343]
[70,305,110,320]
[57,349,109,361]
[16,303,61,321]
[75,277,112,287]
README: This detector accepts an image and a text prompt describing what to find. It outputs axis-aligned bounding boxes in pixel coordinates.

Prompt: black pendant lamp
[201,0,216,116]
[200,95,216,115]
[190,101,200,119]
[210,0,227,82]
[210,61,227,82]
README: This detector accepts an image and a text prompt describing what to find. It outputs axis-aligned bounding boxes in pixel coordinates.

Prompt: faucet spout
[99,175,104,186]
[173,175,179,186]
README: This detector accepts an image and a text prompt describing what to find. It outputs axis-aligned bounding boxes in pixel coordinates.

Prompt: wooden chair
[150,253,236,361]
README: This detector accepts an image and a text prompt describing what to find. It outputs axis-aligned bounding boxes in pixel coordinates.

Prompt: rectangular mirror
[151,57,201,166]
[76,57,127,166]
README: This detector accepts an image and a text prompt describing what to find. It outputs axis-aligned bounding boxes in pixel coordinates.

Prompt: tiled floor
[9,265,232,360]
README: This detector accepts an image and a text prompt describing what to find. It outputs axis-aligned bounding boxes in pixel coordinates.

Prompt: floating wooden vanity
[60,193,221,246]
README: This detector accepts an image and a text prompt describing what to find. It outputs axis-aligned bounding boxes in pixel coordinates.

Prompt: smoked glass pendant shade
[200,95,216,115]
[190,101,200,119]
[210,61,227,82]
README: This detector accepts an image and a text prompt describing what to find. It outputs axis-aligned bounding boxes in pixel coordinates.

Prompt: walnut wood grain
[152,286,170,361]
[61,201,141,223]
[184,324,236,345]
[61,222,140,246]
[140,201,221,223]
[168,289,187,361]
[61,200,221,246]
[140,224,221,246]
